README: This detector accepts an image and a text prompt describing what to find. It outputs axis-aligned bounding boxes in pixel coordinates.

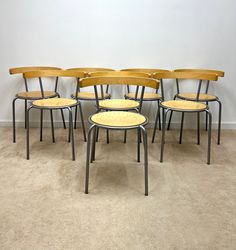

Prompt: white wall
[0,0,236,127]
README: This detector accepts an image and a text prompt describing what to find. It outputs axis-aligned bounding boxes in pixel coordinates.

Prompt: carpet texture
[0,127,235,249]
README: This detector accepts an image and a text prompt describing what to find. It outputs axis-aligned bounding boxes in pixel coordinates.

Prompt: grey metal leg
[74,105,78,129]
[26,106,33,160]
[140,126,148,196]
[216,99,222,145]
[60,109,66,129]
[85,125,96,194]
[50,110,55,143]
[78,102,87,142]
[68,107,75,161]
[24,100,27,129]
[179,112,185,144]
[137,128,141,162]
[206,110,212,164]
[40,109,43,141]
[12,97,18,143]
[91,126,97,163]
[160,109,170,162]
[167,95,177,130]
[197,112,200,145]
[96,128,99,142]
[205,101,208,131]
[106,129,110,144]
[152,101,160,143]
[124,130,127,143]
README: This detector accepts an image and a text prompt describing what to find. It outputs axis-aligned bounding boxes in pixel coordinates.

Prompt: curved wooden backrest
[67,67,115,75]
[80,76,159,89]
[9,66,62,75]
[90,71,151,78]
[174,69,224,77]
[120,68,171,75]
[153,71,218,81]
[24,69,85,78]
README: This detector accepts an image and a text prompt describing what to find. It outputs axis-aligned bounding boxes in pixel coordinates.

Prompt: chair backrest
[23,69,85,98]
[90,71,151,78]
[67,67,115,77]
[174,69,224,77]
[9,66,62,75]
[153,71,218,100]
[79,76,159,111]
[120,68,170,76]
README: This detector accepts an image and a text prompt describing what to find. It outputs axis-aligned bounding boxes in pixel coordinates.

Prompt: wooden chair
[79,76,159,195]
[67,68,115,133]
[170,68,224,144]
[9,66,65,143]
[120,68,171,142]
[23,70,85,161]
[90,71,151,143]
[153,72,218,164]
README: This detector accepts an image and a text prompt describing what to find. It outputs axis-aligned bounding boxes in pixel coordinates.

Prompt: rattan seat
[17,90,57,100]
[72,92,111,100]
[177,93,217,101]
[99,99,139,110]
[125,92,161,100]
[32,98,77,108]
[90,111,147,128]
[161,100,207,111]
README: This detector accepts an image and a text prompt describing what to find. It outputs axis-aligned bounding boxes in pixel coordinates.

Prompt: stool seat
[90,111,147,128]
[32,98,77,108]
[177,93,217,101]
[125,92,161,100]
[16,91,57,100]
[99,99,139,110]
[161,100,207,111]
[72,92,110,100]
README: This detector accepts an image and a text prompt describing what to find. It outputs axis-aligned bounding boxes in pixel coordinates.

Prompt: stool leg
[91,127,97,163]
[60,109,66,129]
[50,110,55,143]
[124,130,127,143]
[68,107,75,161]
[197,112,200,145]
[152,101,160,143]
[140,126,148,196]
[167,95,177,130]
[78,102,87,142]
[85,125,96,194]
[137,128,141,162]
[160,109,170,162]
[40,109,43,141]
[106,129,109,144]
[206,110,212,164]
[24,100,27,129]
[26,106,33,160]
[205,101,208,131]
[179,112,185,144]
[216,99,222,145]
[12,97,18,143]
[74,105,78,129]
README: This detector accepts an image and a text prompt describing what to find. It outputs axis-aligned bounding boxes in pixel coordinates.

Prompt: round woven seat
[32,98,77,108]
[99,99,139,110]
[16,91,57,100]
[72,92,110,100]
[90,111,147,128]
[125,92,161,100]
[161,100,207,111]
[177,93,217,101]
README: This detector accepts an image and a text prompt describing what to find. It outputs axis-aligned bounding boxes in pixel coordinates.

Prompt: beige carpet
[0,127,235,249]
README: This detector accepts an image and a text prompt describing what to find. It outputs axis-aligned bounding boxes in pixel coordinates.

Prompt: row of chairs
[9,67,224,195]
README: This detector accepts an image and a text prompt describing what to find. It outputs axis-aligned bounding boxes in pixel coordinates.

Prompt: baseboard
[1,120,236,129]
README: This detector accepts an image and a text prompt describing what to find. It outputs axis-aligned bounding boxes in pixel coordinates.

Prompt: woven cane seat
[90,111,147,127]
[32,98,77,108]
[72,92,110,100]
[125,92,161,100]
[16,91,57,100]
[177,93,217,101]
[161,100,207,111]
[99,99,139,110]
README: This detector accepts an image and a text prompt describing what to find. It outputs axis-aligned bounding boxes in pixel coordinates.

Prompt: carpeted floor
[0,127,235,249]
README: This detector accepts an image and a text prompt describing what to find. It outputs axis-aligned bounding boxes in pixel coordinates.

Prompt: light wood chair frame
[10,66,65,143]
[24,70,85,161]
[79,76,159,195]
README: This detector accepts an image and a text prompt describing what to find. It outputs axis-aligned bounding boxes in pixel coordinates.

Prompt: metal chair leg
[74,105,78,129]
[197,112,200,145]
[151,101,160,143]
[91,126,97,163]
[205,101,208,131]
[96,128,99,142]
[50,110,55,143]
[137,128,141,162]
[60,109,66,129]
[26,106,33,160]
[179,112,185,144]
[160,109,170,162]
[124,130,127,143]
[24,100,27,129]
[12,97,18,143]
[85,125,96,194]
[206,110,212,164]
[68,107,75,161]
[216,99,222,145]
[106,129,110,144]
[140,126,148,196]
[40,109,43,141]
[167,95,177,130]
[78,102,87,142]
